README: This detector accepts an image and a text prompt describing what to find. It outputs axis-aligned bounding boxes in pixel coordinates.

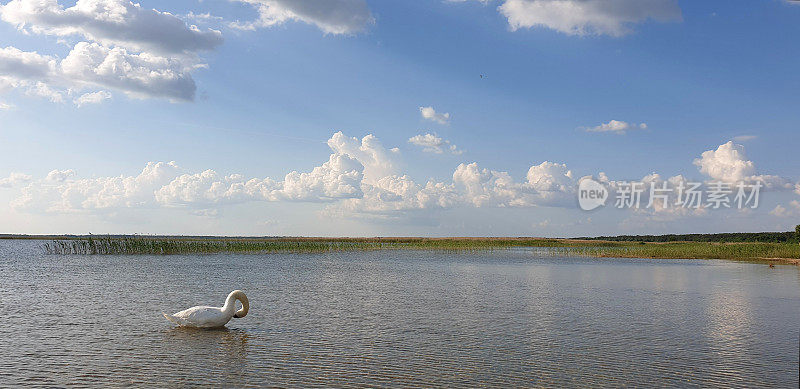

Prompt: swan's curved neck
[222,293,238,316]
[221,290,249,318]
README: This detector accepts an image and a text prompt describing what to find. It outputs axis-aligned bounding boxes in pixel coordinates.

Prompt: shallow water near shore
[1,240,798,387]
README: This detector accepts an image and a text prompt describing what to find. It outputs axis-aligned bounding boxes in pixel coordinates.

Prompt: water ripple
[0,241,798,387]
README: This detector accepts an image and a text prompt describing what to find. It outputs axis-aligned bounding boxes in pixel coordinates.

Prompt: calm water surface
[1,240,798,387]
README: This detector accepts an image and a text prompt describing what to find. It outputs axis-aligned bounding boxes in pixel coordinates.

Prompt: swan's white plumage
[163,290,249,328]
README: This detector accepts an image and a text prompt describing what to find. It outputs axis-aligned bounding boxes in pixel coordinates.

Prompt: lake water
[1,240,798,387]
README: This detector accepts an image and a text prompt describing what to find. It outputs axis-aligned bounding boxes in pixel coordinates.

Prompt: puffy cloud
[694,142,754,182]
[12,133,379,212]
[0,47,68,98]
[74,90,111,107]
[60,42,197,101]
[453,163,526,207]
[408,133,463,155]
[155,170,277,206]
[186,12,224,24]
[230,0,373,34]
[732,135,757,142]
[796,182,800,196]
[26,81,64,102]
[770,201,800,218]
[155,153,365,206]
[0,46,56,79]
[0,42,199,101]
[0,0,222,55]
[0,48,65,101]
[693,141,790,188]
[585,119,647,134]
[0,172,32,188]
[279,153,364,200]
[497,0,682,37]
[12,133,791,222]
[14,161,182,212]
[328,159,574,216]
[0,1,219,104]
[770,204,787,217]
[1,1,372,107]
[45,169,76,182]
[419,106,450,125]
[526,161,574,204]
[323,141,576,216]
[452,161,574,207]
[12,132,580,217]
[330,175,460,215]
[326,131,400,184]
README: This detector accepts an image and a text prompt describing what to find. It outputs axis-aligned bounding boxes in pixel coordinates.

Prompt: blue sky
[0,0,798,236]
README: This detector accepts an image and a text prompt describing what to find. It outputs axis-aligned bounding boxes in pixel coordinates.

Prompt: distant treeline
[578,232,798,243]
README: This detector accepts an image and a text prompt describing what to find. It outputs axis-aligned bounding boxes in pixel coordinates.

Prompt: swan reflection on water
[162,326,252,383]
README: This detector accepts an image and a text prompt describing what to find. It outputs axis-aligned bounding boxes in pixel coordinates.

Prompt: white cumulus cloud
[61,42,198,101]
[25,81,64,102]
[0,46,56,79]
[0,1,220,104]
[497,0,682,36]
[770,201,800,218]
[12,133,387,212]
[419,106,450,125]
[230,0,374,34]
[45,169,76,182]
[330,159,576,216]
[693,141,790,188]
[0,172,32,188]
[450,160,575,208]
[408,133,463,155]
[14,161,182,212]
[11,134,793,223]
[326,131,401,184]
[585,119,647,134]
[74,90,111,107]
[0,42,200,101]
[0,0,223,55]
[11,132,580,217]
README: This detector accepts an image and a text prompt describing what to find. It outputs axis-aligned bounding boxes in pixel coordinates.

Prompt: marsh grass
[40,236,800,262]
[41,236,391,255]
[40,236,620,255]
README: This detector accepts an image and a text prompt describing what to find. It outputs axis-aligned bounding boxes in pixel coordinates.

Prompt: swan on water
[163,290,249,328]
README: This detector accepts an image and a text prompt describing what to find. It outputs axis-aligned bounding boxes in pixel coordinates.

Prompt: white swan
[163,290,249,328]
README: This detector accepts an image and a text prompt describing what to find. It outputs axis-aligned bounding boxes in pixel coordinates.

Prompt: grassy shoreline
[32,236,800,263]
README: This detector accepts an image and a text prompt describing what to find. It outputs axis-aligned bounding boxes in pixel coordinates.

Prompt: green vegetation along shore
[578,232,798,244]
[34,235,800,264]
[40,236,617,255]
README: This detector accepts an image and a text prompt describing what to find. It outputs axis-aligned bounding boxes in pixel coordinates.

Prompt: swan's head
[230,290,249,319]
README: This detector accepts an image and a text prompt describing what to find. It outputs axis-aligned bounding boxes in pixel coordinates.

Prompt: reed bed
[41,236,386,255]
[40,236,800,262]
[40,236,621,255]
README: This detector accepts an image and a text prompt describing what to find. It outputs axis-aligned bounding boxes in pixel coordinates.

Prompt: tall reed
[41,236,386,255]
[40,236,800,261]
